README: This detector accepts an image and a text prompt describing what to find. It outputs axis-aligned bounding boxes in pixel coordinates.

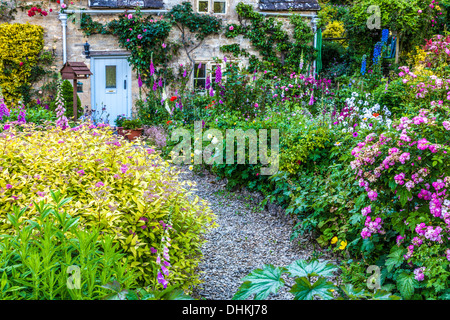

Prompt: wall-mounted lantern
[77,81,83,93]
[83,41,90,59]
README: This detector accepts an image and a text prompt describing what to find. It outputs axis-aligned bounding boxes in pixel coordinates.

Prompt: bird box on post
[60,62,92,121]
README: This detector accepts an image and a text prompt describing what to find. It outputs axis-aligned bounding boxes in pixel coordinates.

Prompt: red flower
[170,96,177,102]
[19,62,23,66]
[166,120,172,125]
[373,112,380,117]
[56,0,60,3]
[49,8,53,12]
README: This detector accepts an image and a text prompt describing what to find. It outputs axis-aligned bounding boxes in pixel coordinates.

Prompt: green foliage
[220,44,249,58]
[321,41,346,71]
[0,190,138,300]
[60,80,82,119]
[167,2,222,41]
[226,2,316,73]
[0,106,56,125]
[232,259,399,300]
[48,80,82,119]
[0,1,17,22]
[291,277,335,300]
[78,13,108,36]
[396,272,418,300]
[101,282,193,300]
[76,3,221,89]
[0,122,217,290]
[122,118,142,130]
[286,259,338,278]
[232,264,285,300]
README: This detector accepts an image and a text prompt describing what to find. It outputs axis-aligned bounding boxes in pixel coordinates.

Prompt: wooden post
[395,33,399,65]
[73,78,77,121]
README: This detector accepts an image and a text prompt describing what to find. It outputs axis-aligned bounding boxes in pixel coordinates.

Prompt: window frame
[192,61,226,91]
[196,0,227,14]
[193,62,208,91]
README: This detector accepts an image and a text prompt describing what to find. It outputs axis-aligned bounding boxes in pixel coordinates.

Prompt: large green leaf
[385,248,405,272]
[232,264,285,300]
[339,283,367,299]
[371,289,401,300]
[396,272,417,300]
[290,277,334,300]
[286,259,338,278]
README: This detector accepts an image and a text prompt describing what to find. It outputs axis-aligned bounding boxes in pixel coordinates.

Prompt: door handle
[124,80,127,90]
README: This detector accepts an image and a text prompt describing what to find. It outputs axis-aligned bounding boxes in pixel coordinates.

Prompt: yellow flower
[331,236,338,244]
[339,240,347,250]
[188,165,193,170]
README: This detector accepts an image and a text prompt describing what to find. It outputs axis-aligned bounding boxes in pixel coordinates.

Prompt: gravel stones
[176,165,334,300]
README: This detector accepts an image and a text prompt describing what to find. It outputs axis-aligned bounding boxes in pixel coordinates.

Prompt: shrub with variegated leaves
[0,121,216,290]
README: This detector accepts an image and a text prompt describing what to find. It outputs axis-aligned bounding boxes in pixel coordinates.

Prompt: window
[193,63,207,90]
[105,65,116,88]
[213,0,226,13]
[193,62,226,90]
[198,0,208,12]
[197,0,226,13]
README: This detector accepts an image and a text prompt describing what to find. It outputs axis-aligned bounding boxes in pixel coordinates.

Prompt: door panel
[93,57,129,125]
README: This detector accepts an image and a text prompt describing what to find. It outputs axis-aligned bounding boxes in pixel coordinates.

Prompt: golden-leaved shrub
[0,23,44,104]
[0,122,217,289]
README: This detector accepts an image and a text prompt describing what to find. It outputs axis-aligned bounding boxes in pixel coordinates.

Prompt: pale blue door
[92,57,130,125]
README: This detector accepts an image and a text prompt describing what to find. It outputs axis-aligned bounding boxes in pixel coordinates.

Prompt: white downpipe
[59,1,68,65]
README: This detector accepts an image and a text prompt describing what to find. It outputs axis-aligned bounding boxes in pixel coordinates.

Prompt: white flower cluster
[341,92,392,130]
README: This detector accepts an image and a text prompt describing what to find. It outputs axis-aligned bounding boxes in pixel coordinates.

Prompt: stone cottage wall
[11,0,316,115]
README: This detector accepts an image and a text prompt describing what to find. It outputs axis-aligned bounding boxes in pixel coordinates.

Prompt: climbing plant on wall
[0,0,17,21]
[108,9,175,87]
[73,3,221,90]
[166,2,222,79]
[223,2,316,74]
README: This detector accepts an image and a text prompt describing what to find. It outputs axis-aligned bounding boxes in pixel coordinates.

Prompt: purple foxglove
[215,65,222,83]
[149,60,155,76]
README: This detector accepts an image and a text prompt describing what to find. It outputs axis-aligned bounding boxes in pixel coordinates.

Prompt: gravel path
[175,165,334,300]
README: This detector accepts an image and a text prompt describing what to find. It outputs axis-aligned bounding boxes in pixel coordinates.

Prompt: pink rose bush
[351,104,450,289]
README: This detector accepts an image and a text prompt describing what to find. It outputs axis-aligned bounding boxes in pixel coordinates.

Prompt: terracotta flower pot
[124,128,143,141]
[117,127,124,136]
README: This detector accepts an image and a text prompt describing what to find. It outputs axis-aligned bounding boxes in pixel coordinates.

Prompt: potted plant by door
[114,114,127,136]
[122,118,143,141]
